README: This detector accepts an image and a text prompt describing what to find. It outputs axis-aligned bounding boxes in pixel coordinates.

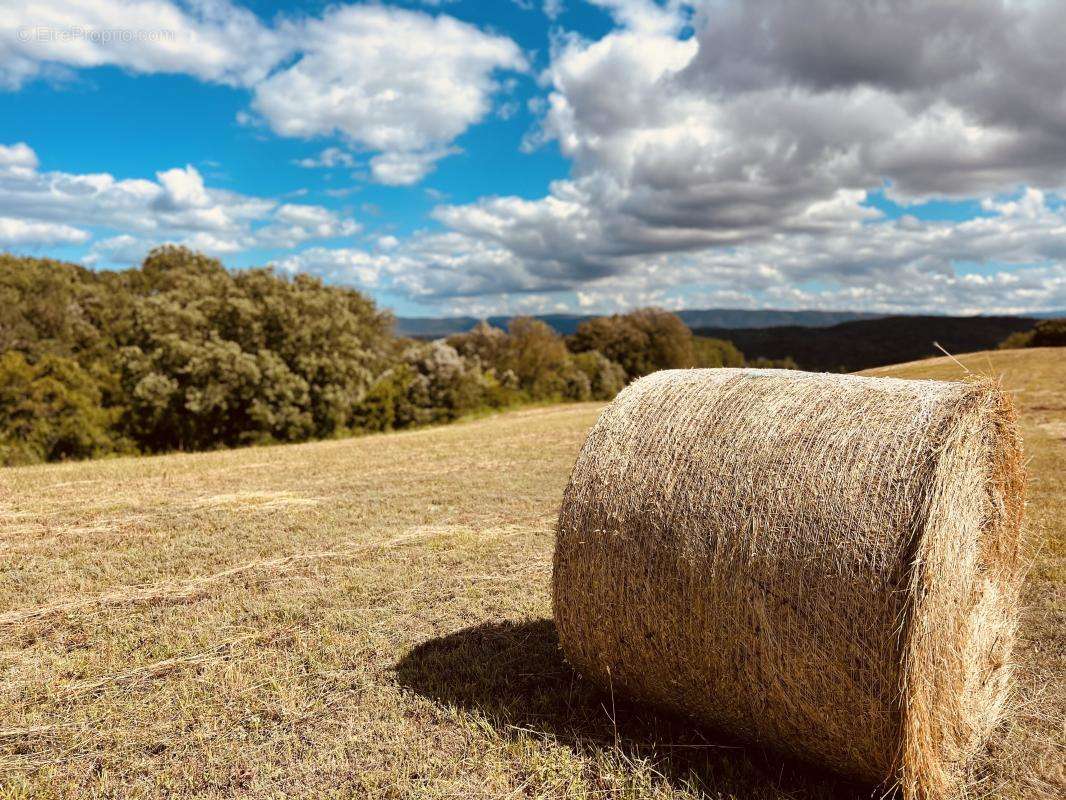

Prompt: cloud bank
[3,1,1066,314]
[0,142,359,260]
[284,0,1065,314]
[1,1,525,184]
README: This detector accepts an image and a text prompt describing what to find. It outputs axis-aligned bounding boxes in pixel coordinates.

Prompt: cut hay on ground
[553,368,1026,799]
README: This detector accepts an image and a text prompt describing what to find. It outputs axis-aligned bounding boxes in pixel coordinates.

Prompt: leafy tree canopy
[0,251,770,464]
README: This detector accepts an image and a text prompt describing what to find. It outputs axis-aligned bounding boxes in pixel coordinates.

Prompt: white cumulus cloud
[249,4,526,184]
[0,0,289,89]
[322,0,1065,312]
[0,216,90,245]
[0,142,39,170]
[0,142,359,262]
[3,3,527,186]
[293,147,356,169]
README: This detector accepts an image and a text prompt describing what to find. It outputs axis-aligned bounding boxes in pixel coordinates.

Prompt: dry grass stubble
[0,350,1061,798]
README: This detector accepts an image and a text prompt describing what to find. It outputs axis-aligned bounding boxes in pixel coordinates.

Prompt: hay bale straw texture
[553,368,1025,799]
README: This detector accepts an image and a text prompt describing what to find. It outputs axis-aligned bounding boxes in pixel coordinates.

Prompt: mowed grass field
[1,348,1062,799]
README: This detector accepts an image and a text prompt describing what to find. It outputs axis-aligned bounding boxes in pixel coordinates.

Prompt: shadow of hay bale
[395,619,873,799]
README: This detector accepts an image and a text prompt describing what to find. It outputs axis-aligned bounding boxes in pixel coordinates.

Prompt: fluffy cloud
[0,0,288,89]
[153,165,214,210]
[0,143,359,259]
[4,3,526,184]
[293,147,356,169]
[487,0,1066,265]
[255,203,361,248]
[0,216,90,245]
[368,147,460,186]
[83,233,154,265]
[6,1,1066,314]
[584,0,689,35]
[274,246,399,289]
[325,0,1063,311]
[0,142,39,170]
[274,183,1066,315]
[249,4,526,183]
[681,0,1066,199]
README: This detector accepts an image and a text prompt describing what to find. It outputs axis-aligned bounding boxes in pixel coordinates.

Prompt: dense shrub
[1000,318,1066,349]
[446,320,510,367]
[569,308,695,379]
[350,364,418,433]
[1031,319,1066,347]
[0,247,393,458]
[0,251,769,463]
[449,318,608,403]
[501,317,574,398]
[0,352,117,465]
[400,340,493,425]
[110,246,394,451]
[693,336,745,368]
[351,339,526,432]
[0,254,123,363]
[116,250,394,452]
[998,331,1032,349]
[571,351,627,400]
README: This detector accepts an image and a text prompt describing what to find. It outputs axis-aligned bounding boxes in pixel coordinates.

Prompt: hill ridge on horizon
[694,314,1041,373]
[395,307,1064,338]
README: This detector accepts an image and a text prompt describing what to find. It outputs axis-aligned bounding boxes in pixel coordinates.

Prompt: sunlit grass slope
[0,349,1062,798]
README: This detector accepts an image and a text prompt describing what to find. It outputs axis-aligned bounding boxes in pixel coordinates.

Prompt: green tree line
[999,318,1066,349]
[0,247,785,465]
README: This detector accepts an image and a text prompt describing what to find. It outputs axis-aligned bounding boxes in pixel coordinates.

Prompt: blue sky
[1,1,1065,316]
[0,0,583,304]
[2,0,583,207]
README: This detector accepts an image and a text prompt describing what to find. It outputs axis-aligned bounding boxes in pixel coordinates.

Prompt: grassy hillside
[0,349,1062,798]
[695,315,1038,372]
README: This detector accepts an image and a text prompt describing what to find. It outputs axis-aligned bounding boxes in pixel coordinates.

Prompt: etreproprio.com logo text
[17,27,178,44]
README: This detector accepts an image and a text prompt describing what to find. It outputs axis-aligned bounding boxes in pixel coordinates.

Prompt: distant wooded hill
[693,315,1040,372]
[395,308,887,338]
[396,307,1063,341]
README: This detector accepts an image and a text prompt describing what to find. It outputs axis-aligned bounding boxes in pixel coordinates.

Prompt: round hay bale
[553,368,1025,799]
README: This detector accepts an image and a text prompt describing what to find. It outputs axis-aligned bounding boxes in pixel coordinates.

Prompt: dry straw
[553,368,1025,799]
